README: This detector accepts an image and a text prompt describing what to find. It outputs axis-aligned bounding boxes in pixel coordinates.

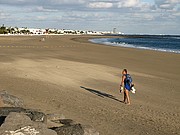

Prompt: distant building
[28,28,46,35]
[113,28,117,34]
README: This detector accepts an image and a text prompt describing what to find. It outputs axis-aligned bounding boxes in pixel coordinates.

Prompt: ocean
[90,35,180,54]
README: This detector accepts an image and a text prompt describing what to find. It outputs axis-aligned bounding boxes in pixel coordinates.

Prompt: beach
[0,35,179,135]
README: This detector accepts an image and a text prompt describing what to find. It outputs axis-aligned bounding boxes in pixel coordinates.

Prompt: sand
[0,35,179,135]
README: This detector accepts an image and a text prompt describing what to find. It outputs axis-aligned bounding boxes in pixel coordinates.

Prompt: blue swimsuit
[124,74,131,91]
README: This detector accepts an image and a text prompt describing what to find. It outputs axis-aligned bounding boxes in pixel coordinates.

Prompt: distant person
[120,69,133,105]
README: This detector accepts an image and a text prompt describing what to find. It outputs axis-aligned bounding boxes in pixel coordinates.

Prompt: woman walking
[120,69,131,105]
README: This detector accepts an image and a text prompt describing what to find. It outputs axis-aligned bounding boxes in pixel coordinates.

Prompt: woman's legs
[125,89,130,105]
[123,90,127,103]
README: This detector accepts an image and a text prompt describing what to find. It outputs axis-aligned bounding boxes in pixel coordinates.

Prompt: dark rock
[47,113,77,125]
[46,114,67,128]
[47,116,99,135]
[25,109,47,123]
[47,119,64,129]
[59,119,76,126]
[0,112,57,135]
[0,107,46,123]
[0,107,26,116]
[0,90,23,107]
[51,124,84,135]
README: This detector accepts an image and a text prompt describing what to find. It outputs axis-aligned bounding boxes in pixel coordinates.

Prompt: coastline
[0,35,179,135]
[89,36,180,54]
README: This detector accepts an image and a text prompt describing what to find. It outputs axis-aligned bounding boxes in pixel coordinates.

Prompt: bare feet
[122,100,131,105]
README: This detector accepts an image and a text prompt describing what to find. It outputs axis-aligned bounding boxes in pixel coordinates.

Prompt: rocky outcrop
[0,107,47,123]
[0,112,57,135]
[0,107,99,135]
[0,91,99,135]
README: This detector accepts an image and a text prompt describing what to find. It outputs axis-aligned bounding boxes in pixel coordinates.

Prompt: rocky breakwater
[0,90,99,135]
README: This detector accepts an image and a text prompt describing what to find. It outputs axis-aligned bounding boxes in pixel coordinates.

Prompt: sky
[0,0,180,34]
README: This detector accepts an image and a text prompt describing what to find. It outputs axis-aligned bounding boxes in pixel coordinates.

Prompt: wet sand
[0,35,179,135]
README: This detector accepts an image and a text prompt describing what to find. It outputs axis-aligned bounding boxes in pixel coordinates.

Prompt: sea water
[90,35,180,54]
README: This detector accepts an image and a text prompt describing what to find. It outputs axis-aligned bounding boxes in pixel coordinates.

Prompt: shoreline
[0,35,179,135]
[88,36,180,54]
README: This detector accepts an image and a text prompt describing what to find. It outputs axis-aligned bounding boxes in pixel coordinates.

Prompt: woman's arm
[120,75,125,87]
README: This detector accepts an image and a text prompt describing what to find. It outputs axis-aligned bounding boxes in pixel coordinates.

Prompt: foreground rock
[50,119,99,135]
[0,91,99,135]
[0,107,99,135]
[0,107,47,123]
[51,124,84,135]
[0,112,57,135]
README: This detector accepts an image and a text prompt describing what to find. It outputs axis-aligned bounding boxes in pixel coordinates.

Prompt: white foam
[89,38,180,54]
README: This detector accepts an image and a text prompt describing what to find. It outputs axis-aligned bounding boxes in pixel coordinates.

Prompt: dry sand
[0,35,179,135]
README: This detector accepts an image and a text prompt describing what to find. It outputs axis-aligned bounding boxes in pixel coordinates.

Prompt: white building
[28,28,46,35]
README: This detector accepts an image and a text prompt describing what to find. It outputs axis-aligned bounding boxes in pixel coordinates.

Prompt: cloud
[133,13,155,21]
[0,0,38,5]
[173,11,180,16]
[32,6,58,12]
[34,15,48,21]
[155,0,180,10]
[118,0,140,8]
[0,0,85,8]
[88,2,113,8]
[48,0,85,4]
[0,10,10,19]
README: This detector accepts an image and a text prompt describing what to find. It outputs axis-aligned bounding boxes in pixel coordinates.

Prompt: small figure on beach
[120,69,133,105]
[40,37,45,42]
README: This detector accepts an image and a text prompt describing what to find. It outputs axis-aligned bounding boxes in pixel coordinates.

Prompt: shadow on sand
[80,86,123,103]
